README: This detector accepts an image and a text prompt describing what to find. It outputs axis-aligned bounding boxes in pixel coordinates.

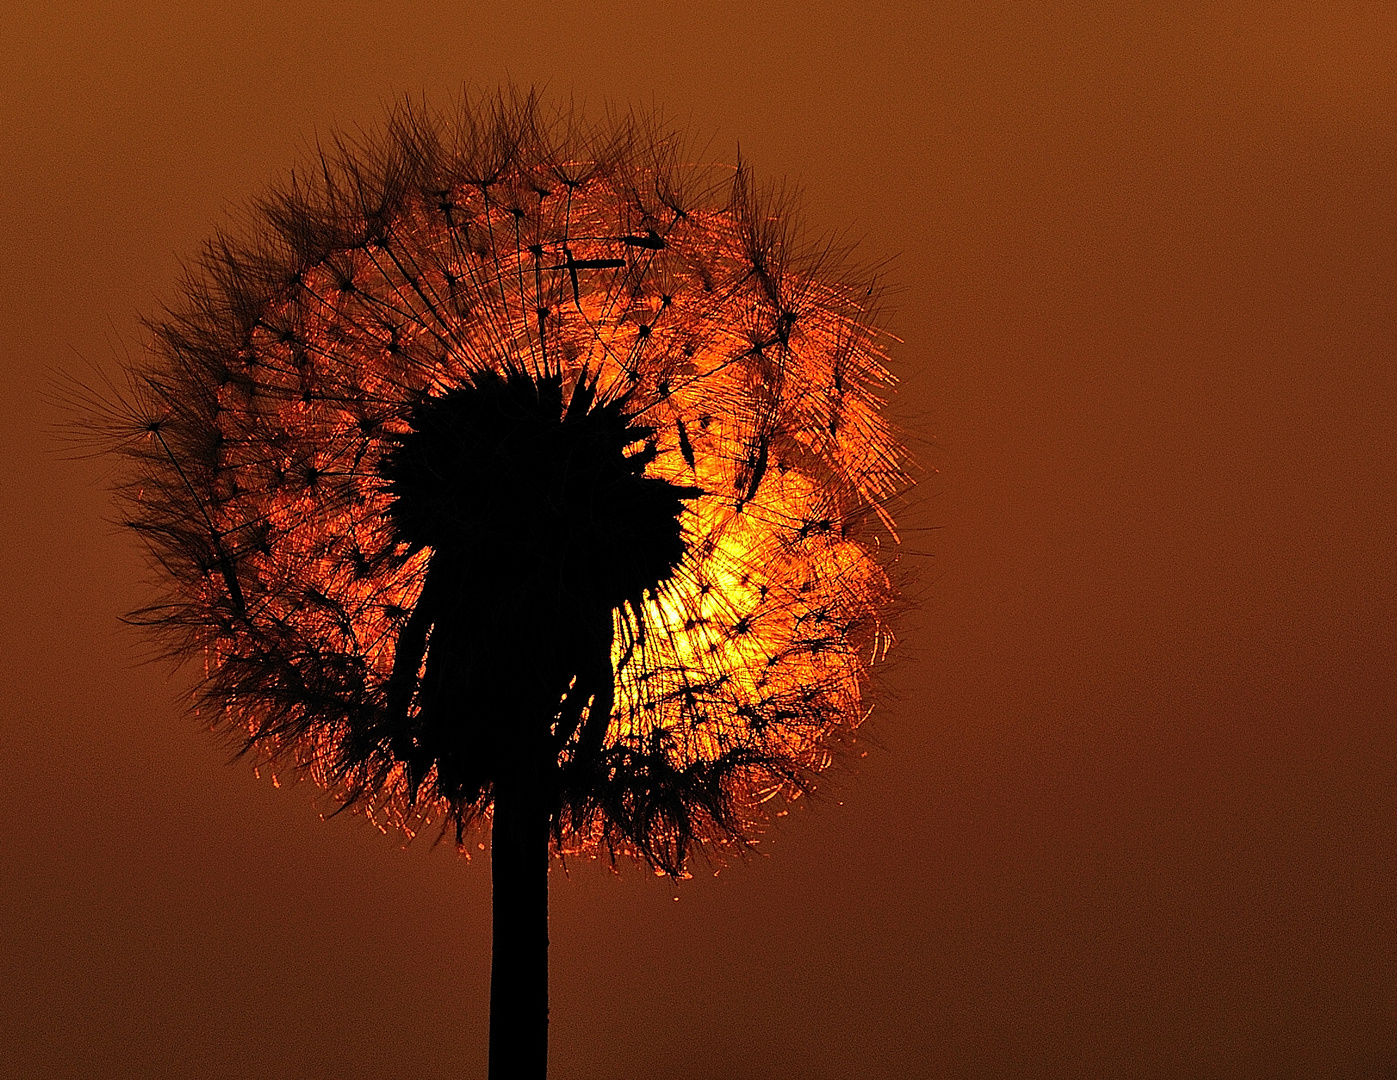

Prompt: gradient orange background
[2,3,1394,1078]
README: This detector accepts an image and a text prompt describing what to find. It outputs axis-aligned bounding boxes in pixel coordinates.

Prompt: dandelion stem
[489,761,552,1080]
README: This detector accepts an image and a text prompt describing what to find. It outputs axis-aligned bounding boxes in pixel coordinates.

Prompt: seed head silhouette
[99,88,907,1078]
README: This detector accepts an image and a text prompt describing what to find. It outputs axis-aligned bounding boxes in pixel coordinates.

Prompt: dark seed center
[376,368,699,801]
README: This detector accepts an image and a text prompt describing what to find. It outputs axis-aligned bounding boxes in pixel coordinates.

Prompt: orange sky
[1,3,1394,1078]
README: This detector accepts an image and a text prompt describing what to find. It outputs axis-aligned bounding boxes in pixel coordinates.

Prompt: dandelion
[99,88,907,1078]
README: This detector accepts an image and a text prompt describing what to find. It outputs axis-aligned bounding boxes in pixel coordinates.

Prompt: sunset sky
[2,3,1394,1078]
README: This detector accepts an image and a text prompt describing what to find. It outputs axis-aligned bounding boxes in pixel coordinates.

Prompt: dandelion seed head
[108,89,909,875]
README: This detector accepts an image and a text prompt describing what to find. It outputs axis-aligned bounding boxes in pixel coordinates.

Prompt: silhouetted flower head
[108,90,907,874]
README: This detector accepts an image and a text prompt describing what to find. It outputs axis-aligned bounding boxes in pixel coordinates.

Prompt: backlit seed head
[103,88,909,875]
